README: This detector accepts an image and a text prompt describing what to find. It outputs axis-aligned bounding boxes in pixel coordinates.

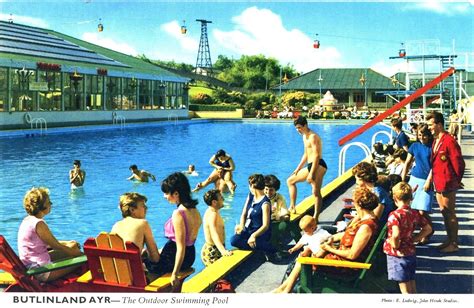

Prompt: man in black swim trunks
[287,116,327,223]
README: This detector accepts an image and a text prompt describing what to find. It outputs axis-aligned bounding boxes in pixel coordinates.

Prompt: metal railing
[24,113,47,136]
[167,113,178,125]
[112,112,126,129]
[31,118,47,135]
[338,142,371,176]
[371,130,392,147]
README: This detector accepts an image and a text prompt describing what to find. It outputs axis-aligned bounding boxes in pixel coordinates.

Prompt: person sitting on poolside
[231,174,275,257]
[287,215,330,258]
[127,164,156,182]
[201,189,233,266]
[18,187,83,282]
[69,160,86,189]
[193,149,237,194]
[352,161,394,225]
[264,174,299,250]
[111,192,160,267]
[145,172,202,291]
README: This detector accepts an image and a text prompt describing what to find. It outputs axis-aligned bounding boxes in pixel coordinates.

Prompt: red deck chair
[0,235,87,292]
[76,232,193,292]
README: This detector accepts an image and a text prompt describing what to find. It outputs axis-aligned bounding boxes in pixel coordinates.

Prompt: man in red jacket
[427,111,465,253]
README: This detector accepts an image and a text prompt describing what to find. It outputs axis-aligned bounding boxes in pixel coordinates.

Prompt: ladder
[440,55,456,113]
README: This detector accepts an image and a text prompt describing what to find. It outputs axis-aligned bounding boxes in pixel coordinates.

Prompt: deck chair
[297,225,393,293]
[0,235,87,292]
[76,232,194,292]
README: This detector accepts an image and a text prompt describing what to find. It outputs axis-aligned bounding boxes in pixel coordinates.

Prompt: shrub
[190,93,214,105]
[282,91,307,108]
[213,89,247,105]
[188,104,238,112]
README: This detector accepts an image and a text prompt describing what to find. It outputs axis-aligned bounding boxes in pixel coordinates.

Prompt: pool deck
[232,131,474,294]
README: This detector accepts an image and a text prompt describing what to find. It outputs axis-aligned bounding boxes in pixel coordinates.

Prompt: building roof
[0,21,187,82]
[278,68,398,91]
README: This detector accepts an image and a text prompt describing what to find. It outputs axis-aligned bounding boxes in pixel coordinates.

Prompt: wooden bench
[0,272,15,285]
[182,161,362,293]
[181,249,253,293]
[76,232,193,292]
[296,225,390,293]
[0,235,87,292]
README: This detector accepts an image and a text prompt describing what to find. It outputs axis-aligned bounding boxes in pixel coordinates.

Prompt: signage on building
[29,82,49,91]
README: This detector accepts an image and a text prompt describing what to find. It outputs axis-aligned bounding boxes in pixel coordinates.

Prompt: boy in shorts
[201,189,233,266]
[383,182,432,293]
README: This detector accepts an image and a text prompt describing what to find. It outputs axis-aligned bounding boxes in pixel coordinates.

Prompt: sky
[0,0,472,77]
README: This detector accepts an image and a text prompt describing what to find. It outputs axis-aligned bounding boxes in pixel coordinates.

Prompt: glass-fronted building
[0,21,189,129]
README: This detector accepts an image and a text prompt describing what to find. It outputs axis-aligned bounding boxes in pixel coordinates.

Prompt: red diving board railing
[338,67,455,146]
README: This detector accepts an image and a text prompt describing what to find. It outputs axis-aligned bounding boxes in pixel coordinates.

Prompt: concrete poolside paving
[233,131,474,294]
[416,132,474,294]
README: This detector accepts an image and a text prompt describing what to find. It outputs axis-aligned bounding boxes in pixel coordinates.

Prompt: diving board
[339,67,455,146]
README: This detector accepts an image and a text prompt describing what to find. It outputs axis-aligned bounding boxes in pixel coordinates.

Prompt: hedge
[189,104,239,112]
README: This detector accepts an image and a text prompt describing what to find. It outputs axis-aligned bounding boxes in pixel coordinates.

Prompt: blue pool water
[0,120,390,273]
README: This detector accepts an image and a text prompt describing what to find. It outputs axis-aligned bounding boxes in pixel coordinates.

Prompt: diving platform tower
[382,40,472,124]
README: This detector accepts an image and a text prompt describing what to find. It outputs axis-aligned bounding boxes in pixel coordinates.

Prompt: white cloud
[212,7,343,73]
[370,60,417,78]
[370,60,432,78]
[81,32,138,56]
[0,13,49,28]
[403,1,471,16]
[161,20,199,52]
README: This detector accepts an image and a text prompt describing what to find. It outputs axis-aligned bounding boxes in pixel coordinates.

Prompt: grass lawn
[189,85,213,97]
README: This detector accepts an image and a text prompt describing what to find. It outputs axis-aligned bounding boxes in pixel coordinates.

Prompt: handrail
[338,142,371,176]
[339,67,456,146]
[30,117,47,135]
[116,115,126,129]
[112,112,126,129]
[371,130,392,147]
[167,113,178,125]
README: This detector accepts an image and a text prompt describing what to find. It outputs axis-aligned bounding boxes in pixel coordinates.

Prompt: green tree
[214,55,234,71]
[216,54,297,90]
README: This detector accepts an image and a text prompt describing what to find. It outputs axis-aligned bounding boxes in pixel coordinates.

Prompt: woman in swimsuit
[193,149,237,194]
[145,172,202,291]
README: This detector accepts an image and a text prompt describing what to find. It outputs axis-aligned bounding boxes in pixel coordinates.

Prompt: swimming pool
[0,120,390,273]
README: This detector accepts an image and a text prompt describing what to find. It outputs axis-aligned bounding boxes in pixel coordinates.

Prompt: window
[153,80,166,109]
[105,77,120,110]
[85,75,103,110]
[38,71,61,111]
[139,79,152,110]
[64,72,84,111]
[122,78,137,110]
[11,68,36,111]
[353,93,364,106]
[0,67,7,112]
